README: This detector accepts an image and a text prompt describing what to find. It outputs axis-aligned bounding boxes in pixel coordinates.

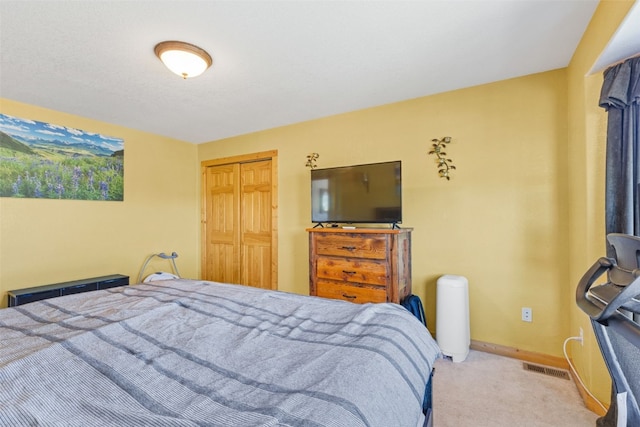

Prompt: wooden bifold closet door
[201,151,277,290]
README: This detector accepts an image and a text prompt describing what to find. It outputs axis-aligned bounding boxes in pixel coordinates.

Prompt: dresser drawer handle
[342,293,357,299]
[341,246,356,251]
[342,270,356,275]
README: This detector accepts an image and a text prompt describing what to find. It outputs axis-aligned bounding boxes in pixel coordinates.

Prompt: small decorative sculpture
[305,153,319,169]
[428,137,456,180]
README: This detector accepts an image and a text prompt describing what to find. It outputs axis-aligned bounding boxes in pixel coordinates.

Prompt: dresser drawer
[316,280,388,303]
[315,233,388,259]
[316,256,388,285]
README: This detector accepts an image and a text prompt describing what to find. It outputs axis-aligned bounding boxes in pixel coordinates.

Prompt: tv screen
[311,161,402,224]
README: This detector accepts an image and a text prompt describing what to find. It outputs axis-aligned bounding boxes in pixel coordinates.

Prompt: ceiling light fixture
[154,41,212,79]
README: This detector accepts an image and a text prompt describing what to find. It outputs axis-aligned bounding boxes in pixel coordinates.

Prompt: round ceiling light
[154,41,213,79]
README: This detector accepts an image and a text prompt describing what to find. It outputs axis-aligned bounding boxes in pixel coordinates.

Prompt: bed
[0,279,440,426]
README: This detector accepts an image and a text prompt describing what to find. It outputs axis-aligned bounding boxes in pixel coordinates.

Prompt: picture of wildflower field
[0,114,124,201]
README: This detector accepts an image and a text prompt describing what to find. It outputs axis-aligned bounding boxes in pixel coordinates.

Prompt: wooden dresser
[307,228,412,304]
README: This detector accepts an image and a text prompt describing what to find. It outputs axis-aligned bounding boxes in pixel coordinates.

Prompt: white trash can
[436,275,470,362]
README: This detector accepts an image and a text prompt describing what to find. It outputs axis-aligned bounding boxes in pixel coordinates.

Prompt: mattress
[0,279,440,426]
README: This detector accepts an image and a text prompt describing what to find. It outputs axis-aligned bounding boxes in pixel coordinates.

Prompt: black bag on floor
[401,294,427,328]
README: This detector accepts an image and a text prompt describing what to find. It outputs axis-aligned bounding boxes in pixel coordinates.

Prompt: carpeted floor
[432,350,600,427]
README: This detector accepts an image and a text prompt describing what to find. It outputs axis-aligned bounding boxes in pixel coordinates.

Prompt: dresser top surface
[306,227,412,234]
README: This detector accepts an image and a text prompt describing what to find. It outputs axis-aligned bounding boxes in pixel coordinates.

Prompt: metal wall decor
[305,153,319,169]
[428,136,456,180]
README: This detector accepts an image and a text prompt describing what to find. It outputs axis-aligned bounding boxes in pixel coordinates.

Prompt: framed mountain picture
[0,113,124,201]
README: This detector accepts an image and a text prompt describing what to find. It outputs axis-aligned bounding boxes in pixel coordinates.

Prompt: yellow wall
[566,0,637,406]
[199,68,570,357]
[0,99,199,307]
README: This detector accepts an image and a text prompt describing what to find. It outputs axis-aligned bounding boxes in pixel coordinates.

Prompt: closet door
[203,163,240,284]
[240,160,272,289]
[201,150,277,290]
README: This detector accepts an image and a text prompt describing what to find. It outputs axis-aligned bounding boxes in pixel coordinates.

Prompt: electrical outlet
[522,307,532,322]
[579,327,584,346]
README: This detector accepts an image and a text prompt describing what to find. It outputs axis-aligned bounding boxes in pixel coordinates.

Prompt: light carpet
[433,350,600,427]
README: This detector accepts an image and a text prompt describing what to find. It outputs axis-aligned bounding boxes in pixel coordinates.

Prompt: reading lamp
[154,41,212,79]
[137,252,181,283]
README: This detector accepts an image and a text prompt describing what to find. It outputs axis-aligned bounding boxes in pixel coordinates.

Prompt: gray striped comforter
[0,279,440,426]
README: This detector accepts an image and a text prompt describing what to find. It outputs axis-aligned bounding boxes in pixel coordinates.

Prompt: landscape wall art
[0,114,124,201]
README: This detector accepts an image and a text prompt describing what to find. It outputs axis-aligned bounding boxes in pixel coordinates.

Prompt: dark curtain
[597,55,640,427]
[601,56,640,247]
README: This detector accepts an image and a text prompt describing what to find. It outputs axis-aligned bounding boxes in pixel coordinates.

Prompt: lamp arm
[171,258,181,278]
[137,254,157,283]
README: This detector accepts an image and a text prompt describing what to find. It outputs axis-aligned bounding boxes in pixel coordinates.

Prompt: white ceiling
[0,0,635,145]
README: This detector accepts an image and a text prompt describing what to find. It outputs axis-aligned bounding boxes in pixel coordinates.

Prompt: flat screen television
[311,160,402,225]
